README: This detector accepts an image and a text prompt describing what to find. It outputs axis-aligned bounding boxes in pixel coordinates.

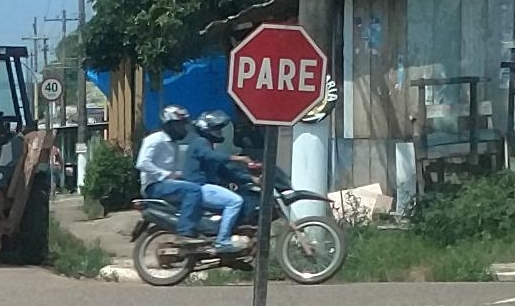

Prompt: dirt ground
[50,194,140,258]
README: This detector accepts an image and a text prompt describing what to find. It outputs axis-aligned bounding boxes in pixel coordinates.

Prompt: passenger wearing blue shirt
[182,110,258,253]
[136,105,204,244]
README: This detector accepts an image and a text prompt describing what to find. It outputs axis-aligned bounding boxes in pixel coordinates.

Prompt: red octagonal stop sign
[228,23,327,126]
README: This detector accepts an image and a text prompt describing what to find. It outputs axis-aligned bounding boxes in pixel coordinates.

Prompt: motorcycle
[130,161,347,286]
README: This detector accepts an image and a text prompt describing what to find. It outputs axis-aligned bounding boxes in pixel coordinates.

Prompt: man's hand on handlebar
[231,155,253,164]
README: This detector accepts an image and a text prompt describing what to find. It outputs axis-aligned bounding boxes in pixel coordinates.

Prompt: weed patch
[48,217,111,278]
[334,228,515,283]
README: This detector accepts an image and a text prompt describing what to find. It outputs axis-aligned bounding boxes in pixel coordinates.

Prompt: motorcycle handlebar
[247,162,262,170]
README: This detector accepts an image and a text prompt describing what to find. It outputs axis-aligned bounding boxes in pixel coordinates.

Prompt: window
[0,60,16,117]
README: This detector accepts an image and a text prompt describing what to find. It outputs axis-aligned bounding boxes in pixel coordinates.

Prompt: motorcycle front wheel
[276,216,347,285]
[133,226,195,286]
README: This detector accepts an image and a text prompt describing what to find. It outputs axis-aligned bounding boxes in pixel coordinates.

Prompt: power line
[45,9,79,127]
[21,17,49,72]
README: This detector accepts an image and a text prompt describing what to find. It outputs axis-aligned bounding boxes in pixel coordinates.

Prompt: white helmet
[160,105,190,124]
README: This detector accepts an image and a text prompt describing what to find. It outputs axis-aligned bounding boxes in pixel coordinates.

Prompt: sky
[0,0,94,70]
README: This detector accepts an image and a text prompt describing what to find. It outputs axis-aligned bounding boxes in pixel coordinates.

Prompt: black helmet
[193,110,230,143]
[160,105,190,141]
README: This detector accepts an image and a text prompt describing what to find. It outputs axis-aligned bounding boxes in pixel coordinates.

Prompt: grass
[332,228,515,283]
[48,217,111,278]
[184,258,286,286]
[184,227,515,286]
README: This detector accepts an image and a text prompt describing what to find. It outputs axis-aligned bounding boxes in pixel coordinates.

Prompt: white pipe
[76,143,87,194]
[290,118,330,220]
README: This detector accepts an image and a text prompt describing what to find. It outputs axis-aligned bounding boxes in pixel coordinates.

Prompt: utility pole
[42,38,50,130]
[290,0,335,220]
[42,39,49,67]
[22,17,49,119]
[76,0,88,194]
[33,18,38,72]
[45,10,78,127]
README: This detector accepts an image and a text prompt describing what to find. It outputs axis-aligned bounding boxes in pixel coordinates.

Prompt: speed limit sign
[40,77,63,101]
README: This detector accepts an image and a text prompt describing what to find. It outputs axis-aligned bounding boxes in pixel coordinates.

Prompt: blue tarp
[86,55,235,131]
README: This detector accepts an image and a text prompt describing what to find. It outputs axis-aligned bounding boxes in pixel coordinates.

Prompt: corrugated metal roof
[199,0,298,36]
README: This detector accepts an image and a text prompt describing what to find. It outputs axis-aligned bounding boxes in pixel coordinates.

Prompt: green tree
[84,0,265,85]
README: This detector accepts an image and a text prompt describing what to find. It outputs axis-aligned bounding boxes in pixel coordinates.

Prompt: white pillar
[290,118,330,220]
[76,142,87,194]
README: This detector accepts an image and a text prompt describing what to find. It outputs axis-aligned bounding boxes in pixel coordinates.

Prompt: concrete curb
[97,258,142,283]
[98,265,143,283]
[495,272,515,282]
[490,263,515,282]
[97,258,210,283]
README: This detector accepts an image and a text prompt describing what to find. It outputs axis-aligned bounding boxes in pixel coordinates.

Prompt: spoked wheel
[276,216,347,285]
[133,226,194,286]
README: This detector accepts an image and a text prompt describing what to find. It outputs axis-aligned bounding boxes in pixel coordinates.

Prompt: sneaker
[175,234,207,245]
[214,243,244,253]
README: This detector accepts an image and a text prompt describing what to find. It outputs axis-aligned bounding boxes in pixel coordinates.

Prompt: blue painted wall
[86,55,236,131]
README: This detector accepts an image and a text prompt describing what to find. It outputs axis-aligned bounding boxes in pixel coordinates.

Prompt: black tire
[133,225,195,286]
[276,216,347,285]
[1,172,50,265]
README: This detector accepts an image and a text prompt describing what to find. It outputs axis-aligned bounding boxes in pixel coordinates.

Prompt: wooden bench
[410,76,503,193]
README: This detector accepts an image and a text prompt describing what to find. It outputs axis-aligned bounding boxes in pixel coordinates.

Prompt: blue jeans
[51,167,61,188]
[145,179,202,237]
[200,184,244,246]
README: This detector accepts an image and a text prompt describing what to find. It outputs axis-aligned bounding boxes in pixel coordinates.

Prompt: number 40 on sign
[40,77,63,101]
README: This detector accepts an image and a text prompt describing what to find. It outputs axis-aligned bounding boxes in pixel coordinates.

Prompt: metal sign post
[252,126,278,306]
[227,23,327,306]
[40,77,63,199]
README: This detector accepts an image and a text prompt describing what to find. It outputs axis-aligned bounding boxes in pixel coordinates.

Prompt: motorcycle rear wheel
[276,216,347,285]
[133,226,195,286]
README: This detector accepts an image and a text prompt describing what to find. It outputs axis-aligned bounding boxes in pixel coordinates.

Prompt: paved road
[1,267,515,306]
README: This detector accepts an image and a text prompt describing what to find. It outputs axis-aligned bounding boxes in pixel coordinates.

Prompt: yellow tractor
[0,46,53,265]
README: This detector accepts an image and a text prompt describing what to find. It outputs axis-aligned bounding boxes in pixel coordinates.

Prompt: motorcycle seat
[162,196,221,217]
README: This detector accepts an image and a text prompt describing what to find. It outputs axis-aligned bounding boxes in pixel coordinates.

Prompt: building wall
[107,61,145,153]
[337,0,514,195]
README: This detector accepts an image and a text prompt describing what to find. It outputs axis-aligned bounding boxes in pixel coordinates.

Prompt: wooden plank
[353,139,371,187]
[6,130,53,234]
[352,0,372,138]
[410,77,489,87]
[407,0,435,118]
[461,0,488,101]
[276,126,292,176]
[124,60,133,152]
[117,62,126,147]
[132,66,145,153]
[386,139,397,196]
[343,0,354,138]
[426,141,499,159]
[369,0,389,139]
[333,0,344,139]
[387,0,408,139]
[501,62,515,69]
[485,0,514,134]
[426,100,493,118]
[108,70,119,142]
[6,135,26,200]
[369,140,388,193]
[395,142,416,214]
[335,138,354,190]
[432,0,462,105]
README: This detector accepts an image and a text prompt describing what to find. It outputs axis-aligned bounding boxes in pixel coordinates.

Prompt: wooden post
[469,80,479,165]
